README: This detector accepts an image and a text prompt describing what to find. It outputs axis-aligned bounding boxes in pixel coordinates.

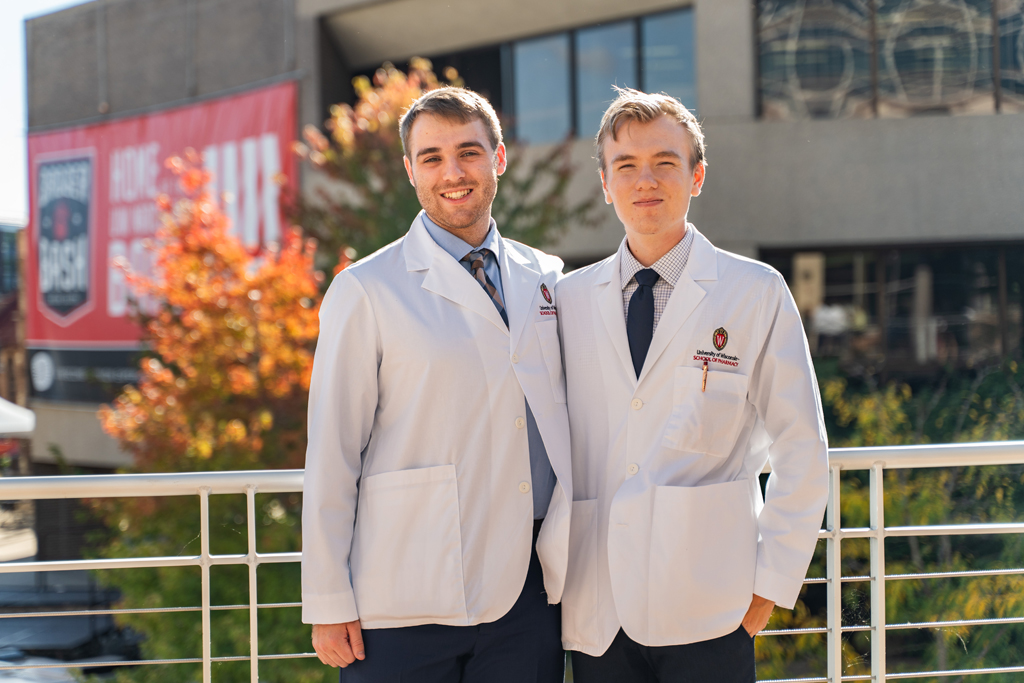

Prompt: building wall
[27,0,296,130]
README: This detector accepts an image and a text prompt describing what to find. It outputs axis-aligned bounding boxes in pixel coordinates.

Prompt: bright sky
[0,0,92,226]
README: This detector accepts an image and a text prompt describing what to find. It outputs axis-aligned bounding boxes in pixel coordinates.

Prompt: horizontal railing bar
[0,651,320,672]
[886,567,1024,581]
[760,627,829,635]
[818,523,1024,541]
[0,555,200,574]
[825,441,1024,471]
[0,551,302,574]
[886,615,1024,630]
[0,601,302,620]
[0,658,202,670]
[886,523,1024,537]
[0,440,1014,503]
[886,664,1024,679]
[0,469,303,500]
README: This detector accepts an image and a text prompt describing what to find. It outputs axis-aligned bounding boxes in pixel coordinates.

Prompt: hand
[312,621,365,668]
[741,594,775,637]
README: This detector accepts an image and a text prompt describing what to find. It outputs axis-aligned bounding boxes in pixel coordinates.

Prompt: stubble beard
[416,173,499,235]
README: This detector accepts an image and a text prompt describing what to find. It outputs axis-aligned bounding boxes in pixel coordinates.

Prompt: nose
[441,155,466,182]
[635,163,658,190]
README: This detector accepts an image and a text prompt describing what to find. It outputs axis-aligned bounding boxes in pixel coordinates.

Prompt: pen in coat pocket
[702,360,708,393]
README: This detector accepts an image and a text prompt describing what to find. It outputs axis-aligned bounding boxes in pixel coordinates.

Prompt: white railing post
[826,464,843,683]
[870,463,886,682]
[246,485,259,683]
[199,487,213,683]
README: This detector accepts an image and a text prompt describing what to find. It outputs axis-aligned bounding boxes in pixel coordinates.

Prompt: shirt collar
[421,211,501,263]
[619,226,694,291]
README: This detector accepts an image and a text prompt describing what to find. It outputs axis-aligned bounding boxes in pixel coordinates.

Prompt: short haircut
[595,87,706,171]
[399,87,503,157]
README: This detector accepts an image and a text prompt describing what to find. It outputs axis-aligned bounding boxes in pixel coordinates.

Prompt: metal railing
[1,442,1024,682]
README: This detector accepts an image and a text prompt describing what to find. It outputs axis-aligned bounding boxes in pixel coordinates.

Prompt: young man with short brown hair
[303,87,571,683]
[556,88,829,683]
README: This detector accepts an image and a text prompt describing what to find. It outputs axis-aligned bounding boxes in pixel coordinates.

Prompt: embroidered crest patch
[540,283,553,304]
[713,327,728,351]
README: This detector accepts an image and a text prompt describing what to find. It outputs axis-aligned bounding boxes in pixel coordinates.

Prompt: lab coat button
[631,399,643,410]
[627,463,640,476]
[515,417,526,429]
[511,354,519,364]
[519,481,531,493]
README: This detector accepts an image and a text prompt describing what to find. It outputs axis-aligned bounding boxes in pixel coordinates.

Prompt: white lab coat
[555,227,829,655]
[301,213,572,629]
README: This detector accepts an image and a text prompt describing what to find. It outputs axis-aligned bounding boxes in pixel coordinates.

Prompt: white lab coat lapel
[501,242,542,354]
[637,228,718,385]
[405,215,509,335]
[594,252,636,385]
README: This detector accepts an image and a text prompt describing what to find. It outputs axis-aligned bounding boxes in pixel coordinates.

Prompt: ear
[495,143,508,176]
[690,162,705,197]
[403,155,416,187]
[600,169,613,205]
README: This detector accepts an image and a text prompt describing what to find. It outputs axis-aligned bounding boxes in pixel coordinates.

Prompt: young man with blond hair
[302,87,572,682]
[555,88,829,682]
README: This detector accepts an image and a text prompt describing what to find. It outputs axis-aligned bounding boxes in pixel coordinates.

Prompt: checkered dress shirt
[621,227,695,331]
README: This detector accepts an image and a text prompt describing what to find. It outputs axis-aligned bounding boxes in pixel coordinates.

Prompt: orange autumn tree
[100,152,319,471]
[95,152,330,683]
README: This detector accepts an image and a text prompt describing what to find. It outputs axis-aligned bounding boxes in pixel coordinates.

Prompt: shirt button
[519,481,531,493]
[627,463,640,476]
[631,399,643,410]
[511,354,519,364]
[515,417,526,429]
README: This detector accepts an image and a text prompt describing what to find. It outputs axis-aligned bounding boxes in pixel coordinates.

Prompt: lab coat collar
[594,225,720,386]
[501,243,542,356]
[404,212,509,335]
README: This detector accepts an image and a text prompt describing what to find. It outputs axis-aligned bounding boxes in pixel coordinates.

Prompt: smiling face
[600,114,705,261]
[403,112,507,246]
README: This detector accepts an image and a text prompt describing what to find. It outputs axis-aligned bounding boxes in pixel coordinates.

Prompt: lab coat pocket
[350,464,467,624]
[561,499,599,645]
[662,366,748,457]
[536,319,567,403]
[648,480,757,643]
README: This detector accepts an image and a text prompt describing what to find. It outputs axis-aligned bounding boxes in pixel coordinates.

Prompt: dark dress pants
[340,527,563,683]
[571,626,755,683]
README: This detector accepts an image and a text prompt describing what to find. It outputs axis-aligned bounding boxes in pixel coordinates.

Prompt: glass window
[758,0,873,119]
[576,21,638,138]
[998,3,1024,111]
[765,244,1024,371]
[641,9,697,110]
[513,34,572,144]
[876,0,995,116]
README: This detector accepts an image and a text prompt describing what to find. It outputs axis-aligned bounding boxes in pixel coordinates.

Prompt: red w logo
[713,327,728,351]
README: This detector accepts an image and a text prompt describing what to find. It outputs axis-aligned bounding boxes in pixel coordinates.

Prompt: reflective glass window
[576,22,638,139]
[998,2,1024,110]
[641,9,697,110]
[758,0,873,119]
[513,34,572,144]
[876,0,995,116]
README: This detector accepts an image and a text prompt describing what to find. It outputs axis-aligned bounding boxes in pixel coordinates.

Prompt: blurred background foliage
[93,59,1024,683]
[757,360,1024,681]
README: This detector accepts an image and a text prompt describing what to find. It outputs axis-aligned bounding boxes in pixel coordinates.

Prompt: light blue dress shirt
[422,212,557,520]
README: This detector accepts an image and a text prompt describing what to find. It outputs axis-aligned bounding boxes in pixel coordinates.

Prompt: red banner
[25,81,297,401]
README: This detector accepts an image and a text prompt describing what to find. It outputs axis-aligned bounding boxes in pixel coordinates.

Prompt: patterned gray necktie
[462,249,508,327]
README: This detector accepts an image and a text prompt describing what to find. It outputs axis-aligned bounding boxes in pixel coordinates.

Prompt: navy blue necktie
[626,268,659,378]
